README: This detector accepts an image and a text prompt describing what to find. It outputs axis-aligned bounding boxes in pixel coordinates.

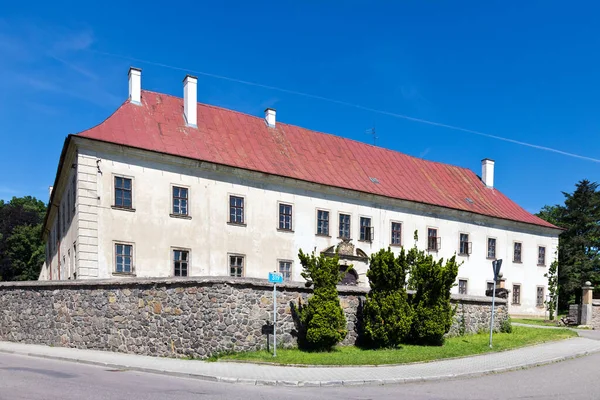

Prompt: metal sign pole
[273,282,277,357]
[489,284,496,348]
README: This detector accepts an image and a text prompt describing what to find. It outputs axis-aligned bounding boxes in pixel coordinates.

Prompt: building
[39,67,560,316]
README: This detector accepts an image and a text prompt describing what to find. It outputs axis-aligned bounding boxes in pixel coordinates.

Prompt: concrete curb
[1,344,599,387]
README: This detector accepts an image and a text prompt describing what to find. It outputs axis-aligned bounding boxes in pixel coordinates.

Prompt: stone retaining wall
[592,301,600,330]
[0,277,507,359]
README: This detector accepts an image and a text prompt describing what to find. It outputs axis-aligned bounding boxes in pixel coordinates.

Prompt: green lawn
[213,326,576,366]
[512,318,562,327]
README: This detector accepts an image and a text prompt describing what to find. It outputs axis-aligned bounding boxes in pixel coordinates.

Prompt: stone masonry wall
[592,302,600,330]
[0,277,507,359]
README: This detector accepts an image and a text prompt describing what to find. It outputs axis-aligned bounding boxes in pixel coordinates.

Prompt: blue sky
[1,1,599,213]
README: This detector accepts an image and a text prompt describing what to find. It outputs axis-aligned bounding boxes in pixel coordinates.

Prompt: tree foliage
[0,196,47,281]
[536,180,600,308]
[408,249,460,345]
[297,250,347,351]
[545,259,559,320]
[362,248,413,348]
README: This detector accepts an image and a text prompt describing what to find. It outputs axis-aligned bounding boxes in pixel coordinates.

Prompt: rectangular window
[459,233,471,255]
[279,203,293,230]
[487,238,496,259]
[114,177,132,208]
[512,284,521,305]
[513,242,522,263]
[428,228,440,251]
[487,282,495,291]
[229,255,244,277]
[173,249,189,277]
[391,222,402,246]
[459,279,468,295]
[537,286,544,307]
[72,175,77,212]
[339,213,351,239]
[172,186,189,216]
[360,217,372,241]
[229,196,245,224]
[538,246,546,266]
[316,210,329,236]
[115,243,133,273]
[279,260,292,281]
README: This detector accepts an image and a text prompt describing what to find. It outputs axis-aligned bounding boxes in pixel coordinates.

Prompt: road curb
[1,346,599,387]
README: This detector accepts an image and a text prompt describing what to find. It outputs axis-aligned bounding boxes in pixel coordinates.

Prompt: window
[458,279,468,295]
[538,246,546,266]
[172,186,188,216]
[391,222,402,246]
[115,243,133,273]
[229,255,244,277]
[72,175,76,212]
[279,203,293,230]
[487,238,496,259]
[513,242,522,263]
[487,282,495,291]
[512,284,521,305]
[316,210,329,236]
[339,213,351,239]
[537,287,544,307]
[459,233,471,255]
[428,228,440,251]
[279,260,292,281]
[173,249,189,277]
[229,196,245,224]
[360,217,372,241]
[114,177,132,208]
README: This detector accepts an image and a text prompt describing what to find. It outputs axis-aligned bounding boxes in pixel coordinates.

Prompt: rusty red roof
[78,90,557,229]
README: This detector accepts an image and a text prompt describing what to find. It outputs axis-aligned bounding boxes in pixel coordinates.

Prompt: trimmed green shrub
[297,250,347,351]
[408,249,460,345]
[362,248,413,348]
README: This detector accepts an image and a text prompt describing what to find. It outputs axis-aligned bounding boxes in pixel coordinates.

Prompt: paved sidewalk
[1,338,600,387]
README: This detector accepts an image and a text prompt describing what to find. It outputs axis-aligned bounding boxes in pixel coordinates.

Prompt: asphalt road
[1,351,599,400]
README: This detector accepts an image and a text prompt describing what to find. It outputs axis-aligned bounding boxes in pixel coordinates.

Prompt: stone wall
[592,301,600,330]
[0,277,507,359]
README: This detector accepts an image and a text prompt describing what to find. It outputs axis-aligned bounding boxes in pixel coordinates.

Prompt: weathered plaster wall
[591,301,600,330]
[0,278,507,359]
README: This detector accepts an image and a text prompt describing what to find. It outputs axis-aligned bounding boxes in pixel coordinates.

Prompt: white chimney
[183,75,198,127]
[128,67,142,104]
[481,158,495,188]
[265,108,276,128]
[48,186,53,199]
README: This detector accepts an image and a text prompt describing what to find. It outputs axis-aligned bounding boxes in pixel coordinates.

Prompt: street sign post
[489,259,503,348]
[268,272,284,356]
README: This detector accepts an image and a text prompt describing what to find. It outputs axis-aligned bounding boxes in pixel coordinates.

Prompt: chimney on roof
[183,75,198,127]
[265,108,276,128]
[128,67,142,104]
[48,186,53,199]
[481,158,495,188]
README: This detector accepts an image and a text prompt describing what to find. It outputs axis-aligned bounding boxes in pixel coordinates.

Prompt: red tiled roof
[78,90,557,229]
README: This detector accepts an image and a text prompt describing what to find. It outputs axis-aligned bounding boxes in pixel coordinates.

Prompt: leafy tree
[545,259,559,320]
[297,250,347,351]
[537,180,600,308]
[362,248,412,348]
[408,249,460,345]
[0,196,47,281]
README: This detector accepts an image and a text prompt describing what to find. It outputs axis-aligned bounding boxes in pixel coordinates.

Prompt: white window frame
[277,202,294,232]
[170,184,191,218]
[359,215,373,242]
[278,259,293,282]
[513,241,523,263]
[487,237,497,260]
[228,253,245,277]
[458,278,468,295]
[338,212,352,239]
[537,246,547,266]
[228,194,246,225]
[390,220,403,247]
[113,241,135,275]
[171,247,191,277]
[315,208,330,236]
[112,173,135,210]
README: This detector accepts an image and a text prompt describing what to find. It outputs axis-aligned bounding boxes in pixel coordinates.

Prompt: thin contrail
[89,49,600,163]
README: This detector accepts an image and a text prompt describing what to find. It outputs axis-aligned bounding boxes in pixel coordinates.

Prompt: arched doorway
[339,266,358,286]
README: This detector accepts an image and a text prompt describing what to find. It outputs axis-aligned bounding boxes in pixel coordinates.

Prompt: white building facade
[40,68,561,316]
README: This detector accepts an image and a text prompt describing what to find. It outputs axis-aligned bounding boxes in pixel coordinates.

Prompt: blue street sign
[269,272,284,284]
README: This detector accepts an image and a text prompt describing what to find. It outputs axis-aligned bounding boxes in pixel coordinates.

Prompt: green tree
[537,180,600,308]
[408,248,460,345]
[362,248,412,348]
[545,259,559,320]
[0,196,47,281]
[297,250,347,351]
